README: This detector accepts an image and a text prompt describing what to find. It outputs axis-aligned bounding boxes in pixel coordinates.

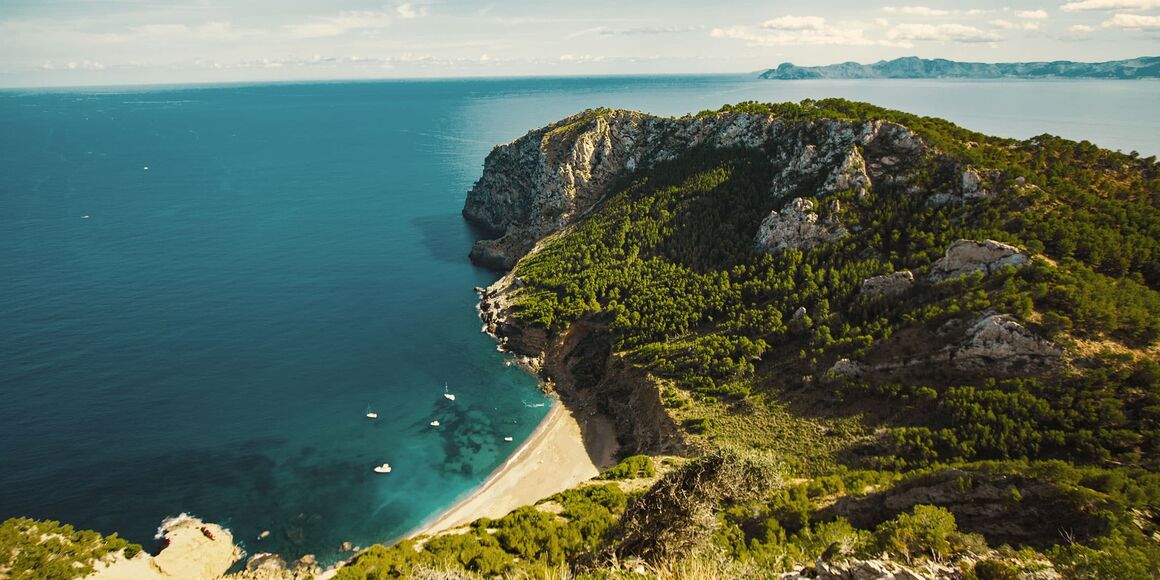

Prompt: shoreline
[403,272,619,539]
[407,397,617,537]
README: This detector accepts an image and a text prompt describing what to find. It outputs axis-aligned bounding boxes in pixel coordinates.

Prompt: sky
[1,0,1158,87]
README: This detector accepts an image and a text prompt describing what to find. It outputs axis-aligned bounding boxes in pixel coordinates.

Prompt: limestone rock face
[463,110,928,269]
[928,240,1028,281]
[154,515,241,579]
[927,166,993,207]
[828,358,865,378]
[960,167,989,200]
[91,514,243,580]
[822,146,872,198]
[860,270,914,298]
[951,314,1062,373]
[812,558,937,580]
[754,198,847,253]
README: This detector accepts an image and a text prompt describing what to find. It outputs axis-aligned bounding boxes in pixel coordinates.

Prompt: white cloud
[883,6,951,16]
[882,6,996,16]
[567,25,700,39]
[1069,23,1096,30]
[762,15,827,30]
[1015,9,1050,18]
[285,11,393,38]
[43,59,105,71]
[713,16,913,47]
[991,18,1042,29]
[395,3,425,19]
[711,23,896,47]
[558,54,607,63]
[130,21,259,42]
[887,23,1004,42]
[1101,13,1160,27]
[1060,0,1160,11]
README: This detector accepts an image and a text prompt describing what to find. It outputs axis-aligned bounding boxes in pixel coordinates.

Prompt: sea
[1,75,1156,563]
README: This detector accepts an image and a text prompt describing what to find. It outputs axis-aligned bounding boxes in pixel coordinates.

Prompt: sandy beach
[409,400,618,537]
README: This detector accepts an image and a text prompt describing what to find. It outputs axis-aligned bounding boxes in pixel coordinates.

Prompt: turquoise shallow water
[0,76,1156,563]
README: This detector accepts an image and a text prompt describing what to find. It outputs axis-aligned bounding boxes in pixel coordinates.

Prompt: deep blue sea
[1,76,1156,563]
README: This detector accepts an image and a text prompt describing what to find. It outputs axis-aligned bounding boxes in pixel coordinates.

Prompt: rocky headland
[462,105,1067,456]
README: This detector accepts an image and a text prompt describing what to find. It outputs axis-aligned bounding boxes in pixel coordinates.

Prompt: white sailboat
[373,463,392,473]
[443,383,456,401]
[365,405,378,419]
[430,420,441,427]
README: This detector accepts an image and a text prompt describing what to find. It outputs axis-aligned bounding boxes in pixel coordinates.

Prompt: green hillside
[345,99,1160,578]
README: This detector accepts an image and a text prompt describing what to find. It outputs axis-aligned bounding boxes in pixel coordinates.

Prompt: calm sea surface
[0,76,1156,562]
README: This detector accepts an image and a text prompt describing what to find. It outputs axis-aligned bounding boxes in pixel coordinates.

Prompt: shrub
[684,418,713,434]
[875,505,958,563]
[600,455,657,480]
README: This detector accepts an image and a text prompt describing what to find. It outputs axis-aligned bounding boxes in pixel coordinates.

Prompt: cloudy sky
[1,0,1157,87]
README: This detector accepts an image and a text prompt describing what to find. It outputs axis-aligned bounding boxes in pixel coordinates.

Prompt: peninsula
[759,55,1160,79]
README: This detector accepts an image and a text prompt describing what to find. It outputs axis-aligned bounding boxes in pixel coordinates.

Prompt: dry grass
[673,392,873,476]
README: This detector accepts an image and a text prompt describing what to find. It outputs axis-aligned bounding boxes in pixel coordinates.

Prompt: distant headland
[759,55,1160,80]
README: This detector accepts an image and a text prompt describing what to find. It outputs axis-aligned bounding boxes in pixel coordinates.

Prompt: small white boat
[503,436,514,442]
[81,215,90,219]
[430,420,440,427]
[365,405,378,419]
[443,383,456,401]
[373,463,392,473]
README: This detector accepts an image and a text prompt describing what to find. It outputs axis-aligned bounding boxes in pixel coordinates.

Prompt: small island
[760,55,1160,80]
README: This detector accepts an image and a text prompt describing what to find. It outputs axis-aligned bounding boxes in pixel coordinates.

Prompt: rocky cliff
[463,108,937,269]
[478,271,686,456]
[463,105,1071,454]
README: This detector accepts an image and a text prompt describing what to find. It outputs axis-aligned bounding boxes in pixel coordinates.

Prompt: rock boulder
[951,314,1062,373]
[755,198,846,253]
[861,270,914,298]
[928,240,1028,282]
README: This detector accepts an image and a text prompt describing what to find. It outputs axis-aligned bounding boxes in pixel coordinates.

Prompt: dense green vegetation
[0,517,139,580]
[599,455,656,480]
[403,99,1160,577]
[340,454,1160,578]
[336,483,630,578]
[510,99,1159,474]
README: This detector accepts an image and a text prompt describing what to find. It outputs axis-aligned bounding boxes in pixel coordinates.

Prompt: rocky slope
[464,108,937,269]
[463,105,1065,418]
[478,271,687,456]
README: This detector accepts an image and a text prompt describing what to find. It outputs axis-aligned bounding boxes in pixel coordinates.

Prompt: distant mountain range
[759,56,1160,80]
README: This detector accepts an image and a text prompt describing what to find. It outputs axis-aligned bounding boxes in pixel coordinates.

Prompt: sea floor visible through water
[0,75,1156,562]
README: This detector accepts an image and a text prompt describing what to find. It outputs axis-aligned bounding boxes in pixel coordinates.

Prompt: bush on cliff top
[0,517,139,580]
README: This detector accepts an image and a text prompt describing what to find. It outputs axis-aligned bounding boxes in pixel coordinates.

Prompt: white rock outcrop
[463,110,928,269]
[755,198,847,253]
[806,558,941,580]
[861,270,914,298]
[928,240,1028,282]
[821,146,872,198]
[951,314,1062,373]
[91,514,244,580]
[828,358,865,378]
[960,167,989,200]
